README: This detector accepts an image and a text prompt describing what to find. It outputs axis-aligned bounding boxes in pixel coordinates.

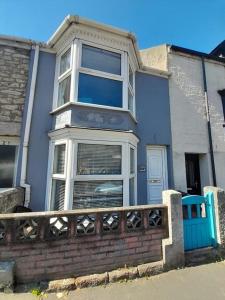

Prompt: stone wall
[0,188,24,213]
[0,205,168,283]
[0,44,30,136]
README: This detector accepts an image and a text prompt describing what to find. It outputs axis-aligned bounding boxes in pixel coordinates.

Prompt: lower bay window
[48,130,138,210]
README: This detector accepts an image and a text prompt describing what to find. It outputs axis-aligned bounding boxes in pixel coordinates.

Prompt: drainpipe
[201,57,217,186]
[20,45,40,207]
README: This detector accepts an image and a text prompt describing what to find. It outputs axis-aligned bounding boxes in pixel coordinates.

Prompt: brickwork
[0,205,168,283]
[0,44,30,136]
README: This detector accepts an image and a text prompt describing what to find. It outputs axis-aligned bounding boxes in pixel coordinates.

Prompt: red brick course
[0,227,167,283]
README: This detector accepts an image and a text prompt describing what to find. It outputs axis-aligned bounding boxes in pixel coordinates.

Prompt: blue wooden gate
[182,193,217,251]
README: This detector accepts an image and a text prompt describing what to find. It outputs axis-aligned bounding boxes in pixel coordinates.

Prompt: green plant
[31,288,47,299]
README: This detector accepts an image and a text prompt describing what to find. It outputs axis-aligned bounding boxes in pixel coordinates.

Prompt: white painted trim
[146,145,169,193]
[53,43,73,110]
[48,127,139,145]
[46,128,138,210]
[53,37,138,114]
[64,139,73,210]
[45,141,54,211]
[20,45,40,207]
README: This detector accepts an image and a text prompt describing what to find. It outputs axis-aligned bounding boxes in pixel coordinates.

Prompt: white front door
[147,146,168,204]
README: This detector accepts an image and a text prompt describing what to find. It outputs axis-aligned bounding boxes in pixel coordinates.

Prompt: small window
[77,144,122,175]
[58,76,71,107]
[128,89,134,114]
[0,145,16,188]
[59,48,71,76]
[129,65,133,88]
[129,177,135,206]
[53,144,66,174]
[128,62,135,115]
[78,73,122,108]
[51,179,65,210]
[73,180,123,209]
[81,44,121,75]
[130,148,135,174]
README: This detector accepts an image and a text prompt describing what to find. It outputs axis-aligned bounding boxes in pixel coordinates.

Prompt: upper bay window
[55,41,136,116]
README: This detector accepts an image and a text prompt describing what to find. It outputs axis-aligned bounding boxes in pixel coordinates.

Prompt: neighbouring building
[0,36,30,190]
[141,41,225,195]
[0,15,224,212]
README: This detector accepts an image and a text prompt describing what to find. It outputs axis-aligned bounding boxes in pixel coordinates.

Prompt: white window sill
[50,101,137,123]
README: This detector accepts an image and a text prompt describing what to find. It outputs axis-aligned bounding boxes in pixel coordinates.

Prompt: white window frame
[46,139,68,210]
[128,59,136,117]
[53,39,136,116]
[46,130,138,210]
[129,144,137,205]
[53,44,74,109]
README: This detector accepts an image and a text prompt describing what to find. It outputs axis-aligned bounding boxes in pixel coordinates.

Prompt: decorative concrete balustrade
[0,205,168,283]
[0,205,167,243]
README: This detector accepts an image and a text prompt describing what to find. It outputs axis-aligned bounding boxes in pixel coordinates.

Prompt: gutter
[171,45,225,65]
[47,15,146,71]
[20,45,40,207]
[201,57,217,186]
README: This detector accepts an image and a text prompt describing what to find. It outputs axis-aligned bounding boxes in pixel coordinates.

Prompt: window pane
[59,48,71,76]
[53,144,66,174]
[130,148,135,174]
[58,76,71,107]
[128,89,134,113]
[77,144,122,175]
[51,179,65,211]
[129,177,135,206]
[73,180,123,209]
[0,145,16,188]
[82,44,121,75]
[129,65,133,88]
[78,73,122,108]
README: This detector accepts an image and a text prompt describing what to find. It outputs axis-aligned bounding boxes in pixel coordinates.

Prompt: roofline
[47,15,143,69]
[47,15,137,46]
[170,45,225,64]
[0,34,47,49]
[210,40,225,56]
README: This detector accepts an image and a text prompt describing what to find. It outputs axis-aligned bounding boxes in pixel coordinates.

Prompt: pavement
[2,261,225,300]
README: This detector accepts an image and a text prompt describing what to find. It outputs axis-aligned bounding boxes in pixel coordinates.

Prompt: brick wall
[0,44,30,136]
[0,205,168,283]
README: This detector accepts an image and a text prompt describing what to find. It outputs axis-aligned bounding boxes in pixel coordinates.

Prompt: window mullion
[79,67,123,81]
[64,139,73,210]
[123,52,128,110]
[122,143,129,206]
[73,39,80,103]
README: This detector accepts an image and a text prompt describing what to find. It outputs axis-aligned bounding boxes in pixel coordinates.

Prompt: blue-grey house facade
[2,16,173,211]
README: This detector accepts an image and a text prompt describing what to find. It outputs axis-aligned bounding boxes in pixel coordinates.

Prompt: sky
[0,0,225,53]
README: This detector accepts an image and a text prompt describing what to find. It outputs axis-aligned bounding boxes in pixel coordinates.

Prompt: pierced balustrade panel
[102,212,120,233]
[15,218,39,241]
[149,209,163,227]
[47,217,69,239]
[126,211,143,231]
[0,220,6,242]
[76,214,96,236]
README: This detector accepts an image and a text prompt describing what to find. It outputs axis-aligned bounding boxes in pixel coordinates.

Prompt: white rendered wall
[168,52,212,192]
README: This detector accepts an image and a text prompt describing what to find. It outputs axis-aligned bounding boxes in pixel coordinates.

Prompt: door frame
[146,145,168,202]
